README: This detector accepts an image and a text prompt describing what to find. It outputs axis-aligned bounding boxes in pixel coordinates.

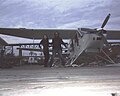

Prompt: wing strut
[66,32,86,65]
[95,48,115,64]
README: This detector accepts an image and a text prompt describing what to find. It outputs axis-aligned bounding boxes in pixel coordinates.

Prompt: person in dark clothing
[39,35,49,67]
[50,32,67,67]
[0,49,5,65]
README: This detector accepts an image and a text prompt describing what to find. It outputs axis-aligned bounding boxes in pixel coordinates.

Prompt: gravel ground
[0,65,120,96]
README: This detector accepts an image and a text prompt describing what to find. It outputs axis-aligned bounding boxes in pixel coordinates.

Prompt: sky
[0,0,120,43]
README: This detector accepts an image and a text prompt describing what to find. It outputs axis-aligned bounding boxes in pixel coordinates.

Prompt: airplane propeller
[101,13,111,29]
[80,14,111,48]
[97,13,111,47]
[80,14,111,32]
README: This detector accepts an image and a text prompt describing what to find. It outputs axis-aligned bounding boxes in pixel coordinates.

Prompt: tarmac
[0,64,120,96]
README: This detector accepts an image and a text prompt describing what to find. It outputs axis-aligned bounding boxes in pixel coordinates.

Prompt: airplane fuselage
[71,31,105,53]
[81,33,104,53]
[67,31,105,64]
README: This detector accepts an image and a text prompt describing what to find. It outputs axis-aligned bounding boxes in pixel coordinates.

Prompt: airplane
[0,14,120,65]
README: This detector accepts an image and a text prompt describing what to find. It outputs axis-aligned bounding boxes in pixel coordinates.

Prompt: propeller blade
[101,14,111,28]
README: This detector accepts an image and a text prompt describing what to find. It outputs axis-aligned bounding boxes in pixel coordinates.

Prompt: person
[0,49,4,64]
[39,35,49,67]
[0,47,5,68]
[50,32,67,67]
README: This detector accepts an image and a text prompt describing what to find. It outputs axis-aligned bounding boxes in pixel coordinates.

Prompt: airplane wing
[0,37,8,46]
[0,28,120,40]
[106,30,120,40]
[108,42,120,44]
[0,28,77,39]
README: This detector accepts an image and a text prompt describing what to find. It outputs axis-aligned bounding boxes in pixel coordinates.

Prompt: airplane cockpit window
[93,37,102,40]
[97,37,102,40]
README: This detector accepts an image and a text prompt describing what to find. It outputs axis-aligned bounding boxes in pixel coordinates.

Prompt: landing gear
[98,48,115,64]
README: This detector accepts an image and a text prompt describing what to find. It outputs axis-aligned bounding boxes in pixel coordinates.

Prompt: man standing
[0,48,5,67]
[39,35,49,67]
[50,32,67,67]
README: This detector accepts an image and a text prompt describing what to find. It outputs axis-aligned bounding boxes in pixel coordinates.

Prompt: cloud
[0,0,118,29]
[0,0,120,43]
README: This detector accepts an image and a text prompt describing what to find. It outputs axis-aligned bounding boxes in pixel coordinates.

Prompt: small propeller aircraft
[0,14,120,65]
